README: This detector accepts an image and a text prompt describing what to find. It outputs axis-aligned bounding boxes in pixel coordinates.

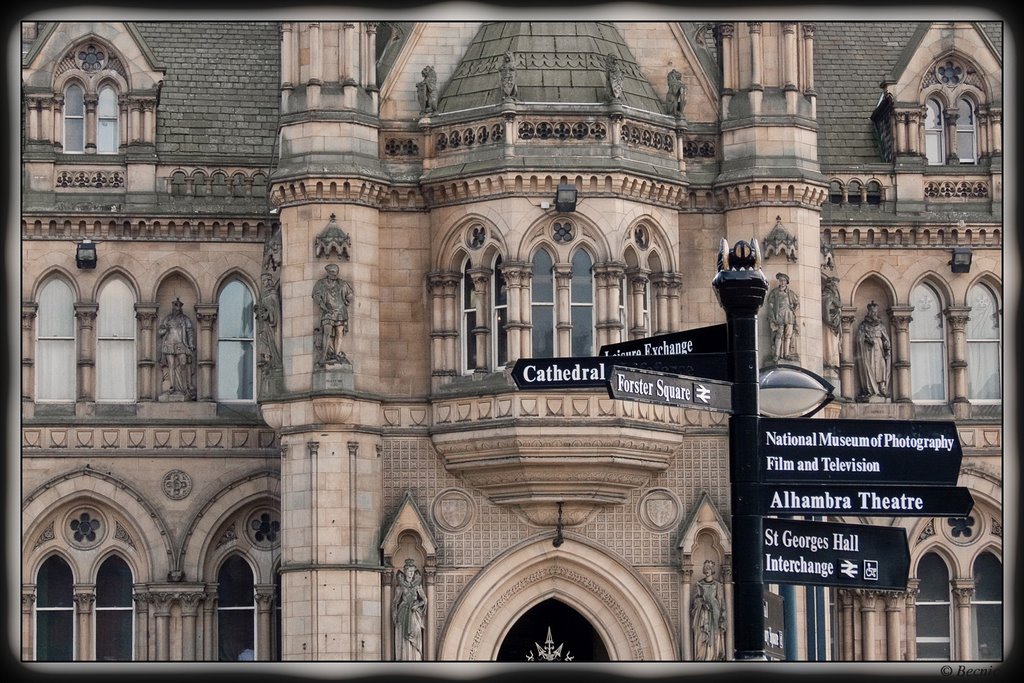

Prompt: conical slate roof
[436,21,663,114]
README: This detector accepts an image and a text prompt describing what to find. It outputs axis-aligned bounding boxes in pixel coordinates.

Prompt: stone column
[859,590,879,661]
[904,580,919,661]
[133,591,152,661]
[976,110,990,159]
[839,308,858,400]
[194,304,218,401]
[554,263,573,356]
[256,584,276,660]
[280,23,295,109]
[135,304,159,401]
[679,566,693,660]
[179,591,204,661]
[202,590,216,660]
[944,108,960,163]
[593,263,624,348]
[628,270,650,339]
[747,22,763,115]
[889,306,913,402]
[883,591,902,660]
[469,267,492,372]
[666,274,682,331]
[838,588,855,660]
[53,94,65,149]
[84,93,98,153]
[381,568,393,661]
[427,272,459,383]
[152,593,173,660]
[719,23,736,114]
[908,108,922,155]
[952,581,974,661]
[945,306,970,405]
[801,23,816,95]
[989,111,1002,154]
[22,591,35,660]
[22,304,37,401]
[75,303,98,401]
[363,23,379,96]
[424,565,436,661]
[651,275,671,335]
[896,112,909,154]
[74,588,96,660]
[307,22,322,109]
[782,23,798,113]
[501,262,531,363]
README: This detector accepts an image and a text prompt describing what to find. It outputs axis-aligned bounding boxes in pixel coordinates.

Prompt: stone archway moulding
[437,534,676,661]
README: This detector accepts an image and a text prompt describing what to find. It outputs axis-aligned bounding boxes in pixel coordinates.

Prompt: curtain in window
[37,279,77,401]
[924,99,944,165]
[493,256,508,367]
[96,278,136,401]
[97,86,119,154]
[916,553,952,660]
[217,281,254,400]
[909,284,946,401]
[971,552,1002,660]
[64,84,85,153]
[569,250,594,356]
[217,555,256,661]
[36,555,75,661]
[95,556,133,661]
[462,260,477,372]
[531,250,555,358]
[967,285,1000,400]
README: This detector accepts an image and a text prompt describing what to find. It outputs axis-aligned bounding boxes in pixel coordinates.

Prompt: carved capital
[801,23,816,39]
[945,306,971,331]
[73,592,96,611]
[951,580,975,606]
[718,23,735,39]
[747,22,763,34]
[427,271,460,296]
[74,303,99,328]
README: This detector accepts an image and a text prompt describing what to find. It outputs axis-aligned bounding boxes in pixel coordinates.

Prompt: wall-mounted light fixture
[75,239,97,269]
[555,183,578,212]
[949,246,972,273]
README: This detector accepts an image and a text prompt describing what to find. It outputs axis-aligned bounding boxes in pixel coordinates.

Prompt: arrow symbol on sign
[695,384,711,404]
[841,560,858,578]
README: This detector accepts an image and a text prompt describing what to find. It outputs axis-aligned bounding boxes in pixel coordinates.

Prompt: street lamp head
[759,364,835,418]
[712,238,768,313]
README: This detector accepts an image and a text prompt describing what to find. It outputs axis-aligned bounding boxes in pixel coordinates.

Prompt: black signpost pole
[712,239,769,661]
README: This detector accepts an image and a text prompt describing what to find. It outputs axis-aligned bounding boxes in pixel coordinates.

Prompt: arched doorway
[496,598,609,662]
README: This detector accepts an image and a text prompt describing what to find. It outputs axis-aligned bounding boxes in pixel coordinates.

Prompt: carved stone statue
[665,69,687,117]
[690,560,726,661]
[822,275,842,372]
[255,272,282,389]
[392,559,427,661]
[499,50,518,100]
[856,300,892,400]
[262,226,281,274]
[158,298,196,400]
[312,264,354,367]
[606,55,624,101]
[416,65,438,116]
[765,272,799,363]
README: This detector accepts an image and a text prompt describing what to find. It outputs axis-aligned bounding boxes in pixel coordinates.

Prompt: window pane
[531,251,553,302]
[494,258,507,307]
[38,556,74,607]
[218,556,255,661]
[36,610,74,661]
[917,604,951,637]
[957,132,975,163]
[219,282,254,338]
[571,306,593,356]
[218,608,255,661]
[218,556,255,607]
[967,342,1000,399]
[65,85,84,115]
[916,640,951,660]
[974,553,1002,601]
[96,556,133,606]
[918,554,950,601]
[532,306,554,358]
[464,310,477,370]
[973,603,1002,660]
[98,119,118,154]
[99,280,136,338]
[95,609,133,661]
[38,340,77,401]
[570,251,593,302]
[910,341,945,400]
[967,286,999,339]
[910,287,943,339]
[217,340,254,400]
[39,280,76,337]
[97,339,136,401]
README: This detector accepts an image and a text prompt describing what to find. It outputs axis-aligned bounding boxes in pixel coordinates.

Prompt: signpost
[510,353,729,391]
[607,366,732,414]
[758,483,974,517]
[762,517,910,591]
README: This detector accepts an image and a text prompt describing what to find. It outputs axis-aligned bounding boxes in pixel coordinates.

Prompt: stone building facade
[19,19,1003,663]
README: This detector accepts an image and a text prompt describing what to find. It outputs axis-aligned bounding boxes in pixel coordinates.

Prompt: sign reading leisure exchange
[762,517,910,590]
[607,366,732,414]
[759,417,963,485]
[598,323,727,358]
[510,352,729,391]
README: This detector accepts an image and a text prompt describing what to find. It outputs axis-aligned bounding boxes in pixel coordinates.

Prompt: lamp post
[712,238,768,661]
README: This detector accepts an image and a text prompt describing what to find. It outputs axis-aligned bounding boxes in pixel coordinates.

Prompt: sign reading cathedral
[510,352,728,390]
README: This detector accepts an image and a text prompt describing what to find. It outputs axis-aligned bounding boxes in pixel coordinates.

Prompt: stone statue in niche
[312,264,354,367]
[499,50,518,100]
[856,300,892,401]
[690,559,727,661]
[822,275,842,373]
[765,272,799,363]
[665,69,687,117]
[392,558,427,661]
[158,298,196,400]
[255,271,282,390]
[262,226,281,273]
[417,65,438,116]
[606,54,624,101]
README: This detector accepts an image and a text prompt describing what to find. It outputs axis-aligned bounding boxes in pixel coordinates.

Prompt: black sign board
[762,518,910,590]
[598,323,728,358]
[608,366,732,413]
[759,417,963,485]
[510,353,729,391]
[759,484,974,517]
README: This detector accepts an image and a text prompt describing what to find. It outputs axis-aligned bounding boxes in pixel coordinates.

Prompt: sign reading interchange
[759,417,963,485]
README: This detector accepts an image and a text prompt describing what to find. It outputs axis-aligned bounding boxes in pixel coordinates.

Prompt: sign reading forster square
[759,418,963,485]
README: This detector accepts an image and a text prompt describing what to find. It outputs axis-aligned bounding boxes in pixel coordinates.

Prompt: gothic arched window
[971,552,1002,660]
[530,249,555,358]
[909,283,946,402]
[63,83,85,153]
[916,552,952,660]
[217,555,256,661]
[966,284,1001,400]
[97,85,119,154]
[569,249,595,356]
[217,280,255,401]
[492,255,508,367]
[924,98,945,165]
[94,555,133,661]
[96,277,136,402]
[956,97,977,163]
[36,278,77,401]
[35,555,75,661]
